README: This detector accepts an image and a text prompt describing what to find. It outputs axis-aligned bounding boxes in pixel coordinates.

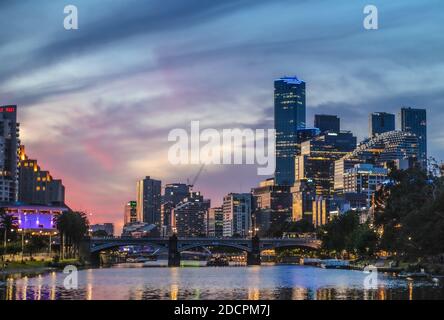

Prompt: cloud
[1,0,443,234]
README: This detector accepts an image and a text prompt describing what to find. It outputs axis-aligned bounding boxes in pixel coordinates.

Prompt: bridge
[79,235,321,266]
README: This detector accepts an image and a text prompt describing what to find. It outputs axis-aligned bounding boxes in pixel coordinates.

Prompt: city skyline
[1,0,443,233]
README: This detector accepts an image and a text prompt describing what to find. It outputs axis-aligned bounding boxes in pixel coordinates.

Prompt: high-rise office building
[400,107,427,168]
[314,115,340,134]
[136,176,162,226]
[124,201,138,225]
[343,164,388,195]
[251,179,292,236]
[18,145,65,205]
[162,183,189,230]
[369,112,395,137]
[223,193,252,238]
[171,192,210,237]
[295,132,357,197]
[207,207,223,238]
[274,76,306,186]
[291,179,315,222]
[341,130,419,167]
[0,105,20,204]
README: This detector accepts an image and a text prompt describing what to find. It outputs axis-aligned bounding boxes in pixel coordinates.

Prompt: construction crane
[187,163,205,192]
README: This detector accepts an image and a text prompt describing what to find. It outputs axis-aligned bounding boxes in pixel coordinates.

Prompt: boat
[300,258,321,266]
[207,256,229,267]
[398,269,431,281]
[320,259,350,269]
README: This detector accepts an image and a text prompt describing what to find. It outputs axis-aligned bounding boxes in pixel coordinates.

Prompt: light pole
[3,227,6,257]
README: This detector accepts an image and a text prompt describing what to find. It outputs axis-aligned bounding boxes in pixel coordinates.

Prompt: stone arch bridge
[80,236,321,266]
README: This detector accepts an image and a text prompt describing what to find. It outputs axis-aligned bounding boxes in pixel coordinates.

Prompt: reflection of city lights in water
[6,278,14,300]
[171,284,179,300]
[86,269,93,300]
[133,285,144,300]
[292,288,307,300]
[247,266,261,300]
[170,267,179,300]
[50,272,56,300]
[35,275,42,300]
[194,288,201,300]
[378,287,386,300]
[86,284,93,300]
[248,288,260,300]
[409,282,413,300]
[20,276,28,300]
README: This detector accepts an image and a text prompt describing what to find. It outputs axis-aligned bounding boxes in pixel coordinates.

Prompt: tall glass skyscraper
[274,76,306,186]
[400,107,427,168]
[369,112,395,137]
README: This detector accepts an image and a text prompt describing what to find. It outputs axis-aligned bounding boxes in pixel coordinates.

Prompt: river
[1,262,443,300]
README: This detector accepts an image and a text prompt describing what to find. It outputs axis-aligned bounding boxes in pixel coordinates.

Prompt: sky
[1,0,444,234]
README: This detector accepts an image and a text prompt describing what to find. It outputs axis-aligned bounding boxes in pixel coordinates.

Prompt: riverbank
[1,259,84,277]
[349,258,444,276]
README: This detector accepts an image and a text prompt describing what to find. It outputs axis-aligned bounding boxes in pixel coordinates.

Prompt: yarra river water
[1,262,444,300]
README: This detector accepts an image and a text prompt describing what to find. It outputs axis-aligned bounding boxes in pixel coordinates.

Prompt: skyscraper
[223,193,252,238]
[0,105,20,204]
[400,107,427,168]
[161,183,189,231]
[18,145,65,205]
[314,115,340,134]
[207,207,223,238]
[251,180,292,236]
[124,201,138,225]
[295,132,357,197]
[274,76,306,186]
[136,176,161,226]
[171,192,210,237]
[369,112,395,137]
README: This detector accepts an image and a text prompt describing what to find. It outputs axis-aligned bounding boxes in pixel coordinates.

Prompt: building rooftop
[276,76,305,85]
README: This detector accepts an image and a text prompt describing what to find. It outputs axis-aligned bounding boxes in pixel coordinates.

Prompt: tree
[56,211,89,259]
[0,208,19,247]
[265,219,315,238]
[374,164,444,257]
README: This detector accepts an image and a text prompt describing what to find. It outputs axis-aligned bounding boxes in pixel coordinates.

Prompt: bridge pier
[247,235,261,266]
[79,237,101,266]
[168,234,181,267]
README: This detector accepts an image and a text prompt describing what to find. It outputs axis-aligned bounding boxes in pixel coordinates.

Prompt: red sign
[0,106,15,113]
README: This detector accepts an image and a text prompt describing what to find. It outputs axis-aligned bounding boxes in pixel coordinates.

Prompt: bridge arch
[178,242,251,253]
[90,241,169,254]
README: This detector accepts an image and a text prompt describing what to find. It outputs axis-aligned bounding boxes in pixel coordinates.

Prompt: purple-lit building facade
[3,204,68,231]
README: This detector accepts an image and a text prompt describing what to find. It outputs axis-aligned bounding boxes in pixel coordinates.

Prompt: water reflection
[1,265,444,300]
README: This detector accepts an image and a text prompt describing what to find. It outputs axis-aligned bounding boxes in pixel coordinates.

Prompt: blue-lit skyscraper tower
[274,76,306,186]
[400,107,427,169]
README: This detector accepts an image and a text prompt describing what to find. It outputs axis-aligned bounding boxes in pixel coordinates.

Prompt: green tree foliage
[374,164,444,257]
[265,219,314,238]
[318,211,377,257]
[0,208,18,242]
[56,211,89,259]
